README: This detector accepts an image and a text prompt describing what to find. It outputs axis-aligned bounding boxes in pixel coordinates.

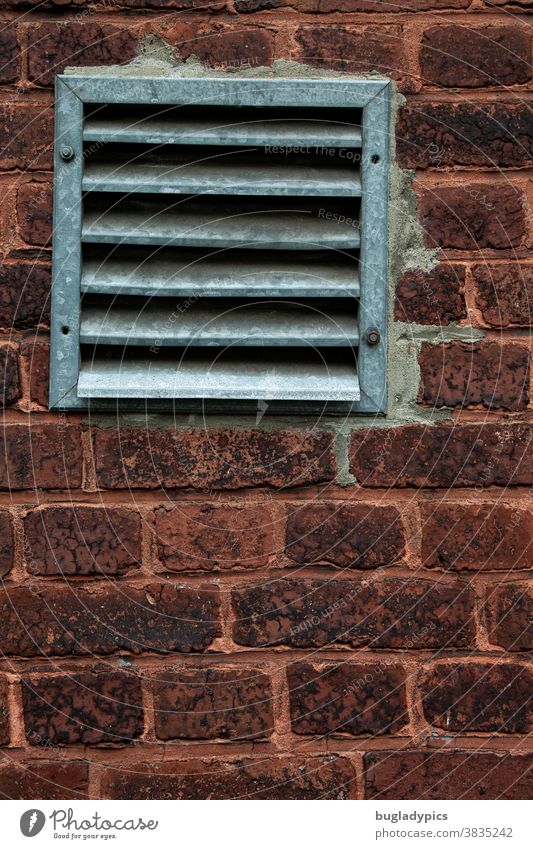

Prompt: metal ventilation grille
[51,78,391,412]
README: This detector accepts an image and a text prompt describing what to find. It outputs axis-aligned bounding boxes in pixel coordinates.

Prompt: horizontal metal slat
[81,252,360,298]
[82,160,361,197]
[77,355,360,401]
[80,301,359,347]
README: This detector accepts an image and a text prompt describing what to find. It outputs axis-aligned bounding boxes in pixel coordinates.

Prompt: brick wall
[0,0,531,801]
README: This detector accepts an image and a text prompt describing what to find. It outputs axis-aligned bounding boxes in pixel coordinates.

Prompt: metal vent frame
[50,74,391,413]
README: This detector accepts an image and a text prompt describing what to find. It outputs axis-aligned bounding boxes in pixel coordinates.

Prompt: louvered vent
[51,77,391,412]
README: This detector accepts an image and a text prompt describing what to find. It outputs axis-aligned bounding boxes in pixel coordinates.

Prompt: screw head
[60,145,75,162]
[366,328,381,346]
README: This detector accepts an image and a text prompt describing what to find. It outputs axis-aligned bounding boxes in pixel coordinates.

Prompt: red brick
[20,334,49,406]
[472,263,533,328]
[285,502,405,569]
[350,424,533,488]
[232,577,474,649]
[92,427,335,490]
[0,343,20,407]
[418,341,529,411]
[155,503,276,571]
[101,757,355,799]
[419,184,525,250]
[237,0,470,9]
[0,761,89,800]
[485,583,533,651]
[17,183,52,247]
[0,262,51,330]
[23,671,143,746]
[0,424,82,490]
[365,751,533,799]
[288,661,407,736]
[24,505,142,576]
[295,26,406,83]
[421,503,533,571]
[0,582,220,656]
[397,103,533,170]
[179,27,274,67]
[0,104,53,170]
[28,23,139,87]
[395,264,466,325]
[154,667,274,740]
[0,510,14,578]
[0,676,9,745]
[0,24,20,83]
[421,25,531,88]
[421,663,533,732]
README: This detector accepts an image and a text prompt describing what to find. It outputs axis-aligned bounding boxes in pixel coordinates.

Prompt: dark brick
[0,104,53,170]
[101,757,355,799]
[0,25,20,83]
[92,427,335,490]
[0,761,89,800]
[419,184,525,250]
[421,663,533,732]
[0,582,220,656]
[395,264,466,325]
[350,424,533,488]
[288,661,407,736]
[365,751,533,799]
[397,103,533,169]
[23,671,143,746]
[179,27,274,67]
[232,577,474,649]
[295,26,406,82]
[155,503,276,571]
[485,583,533,651]
[472,263,533,327]
[28,23,139,87]
[421,503,533,571]
[0,344,20,407]
[0,263,51,330]
[418,341,529,410]
[421,25,531,87]
[0,676,9,745]
[0,510,14,578]
[20,335,49,406]
[0,424,82,490]
[17,183,52,247]
[154,667,274,740]
[285,502,405,569]
[24,505,142,576]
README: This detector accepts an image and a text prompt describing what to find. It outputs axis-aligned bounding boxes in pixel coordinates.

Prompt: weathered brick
[0,344,20,407]
[0,676,9,745]
[17,183,52,247]
[418,341,529,410]
[365,751,533,799]
[0,582,220,656]
[24,505,142,576]
[237,0,470,9]
[28,23,139,87]
[0,761,89,800]
[232,577,474,649]
[421,25,531,87]
[285,502,405,569]
[288,661,407,736]
[0,263,51,330]
[0,24,20,83]
[0,424,82,490]
[179,27,274,67]
[472,263,533,327]
[154,667,274,740]
[155,503,276,571]
[485,583,533,651]
[397,103,533,169]
[23,671,143,746]
[0,104,52,170]
[350,424,533,488]
[92,427,335,490]
[295,26,406,82]
[0,510,14,578]
[421,663,533,732]
[19,334,49,406]
[395,264,466,325]
[101,757,355,799]
[419,185,525,250]
[421,503,533,571]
